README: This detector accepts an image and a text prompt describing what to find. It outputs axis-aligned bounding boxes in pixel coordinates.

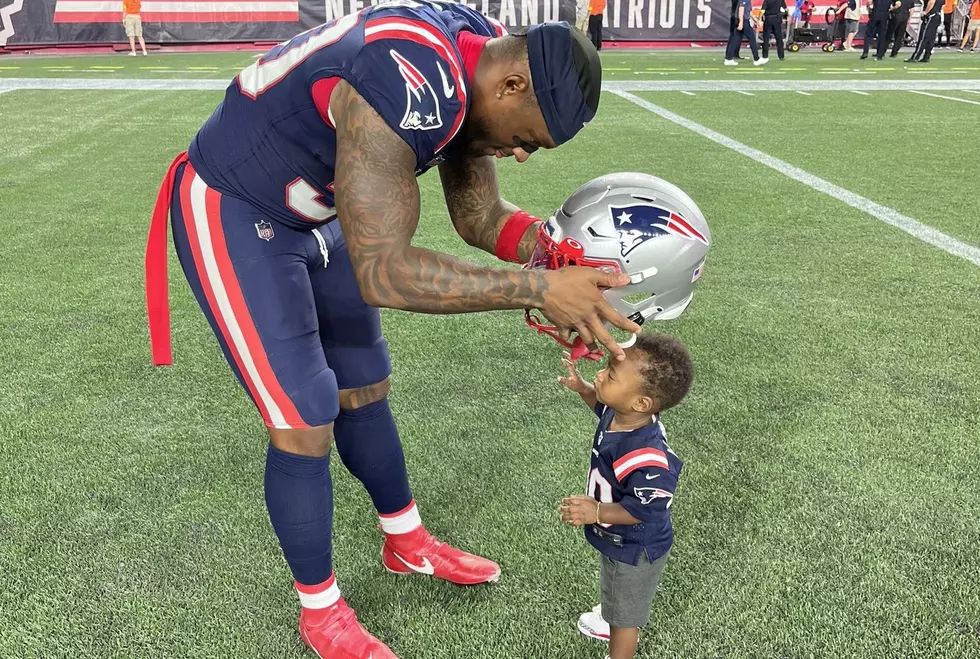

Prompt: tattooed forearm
[438,155,542,263]
[331,82,549,314]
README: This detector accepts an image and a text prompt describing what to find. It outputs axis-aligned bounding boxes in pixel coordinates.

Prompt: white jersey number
[587,468,614,528]
[286,178,336,222]
[237,12,360,99]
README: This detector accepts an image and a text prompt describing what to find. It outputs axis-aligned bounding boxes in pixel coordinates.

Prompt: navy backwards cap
[526,21,601,146]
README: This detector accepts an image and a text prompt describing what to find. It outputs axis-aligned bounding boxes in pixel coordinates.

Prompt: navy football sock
[333,398,415,518]
[264,443,334,586]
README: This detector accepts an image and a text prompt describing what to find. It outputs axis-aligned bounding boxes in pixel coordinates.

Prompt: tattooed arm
[330,81,640,356]
[332,81,547,313]
[438,154,540,263]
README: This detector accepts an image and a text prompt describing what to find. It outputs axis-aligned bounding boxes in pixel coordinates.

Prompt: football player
[143,1,639,657]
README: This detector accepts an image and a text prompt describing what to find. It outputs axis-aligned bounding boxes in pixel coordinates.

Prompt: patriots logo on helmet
[390,49,443,132]
[608,203,709,257]
[634,487,674,507]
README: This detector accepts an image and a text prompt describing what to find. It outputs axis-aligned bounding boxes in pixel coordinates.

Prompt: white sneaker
[128,51,136,56]
[754,57,768,66]
[724,59,738,66]
[577,604,610,641]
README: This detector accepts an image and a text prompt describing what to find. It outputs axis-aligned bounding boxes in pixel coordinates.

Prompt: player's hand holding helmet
[533,266,641,362]
[525,172,711,360]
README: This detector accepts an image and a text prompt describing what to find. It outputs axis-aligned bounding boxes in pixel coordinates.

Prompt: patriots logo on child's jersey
[389,49,443,132]
[634,487,674,507]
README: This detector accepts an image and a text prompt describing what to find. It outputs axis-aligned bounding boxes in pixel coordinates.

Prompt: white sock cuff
[378,500,422,535]
[295,573,341,609]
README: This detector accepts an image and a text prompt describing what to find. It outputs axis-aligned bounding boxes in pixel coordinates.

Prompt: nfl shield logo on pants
[255,220,274,241]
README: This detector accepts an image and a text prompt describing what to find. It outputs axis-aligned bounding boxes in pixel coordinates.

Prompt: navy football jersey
[187,0,505,230]
[585,404,683,566]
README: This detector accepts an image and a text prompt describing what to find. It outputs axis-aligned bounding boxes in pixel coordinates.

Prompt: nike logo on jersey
[392,551,435,575]
[645,473,661,480]
[436,60,455,98]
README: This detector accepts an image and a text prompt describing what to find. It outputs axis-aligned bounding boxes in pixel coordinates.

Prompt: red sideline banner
[2,0,731,45]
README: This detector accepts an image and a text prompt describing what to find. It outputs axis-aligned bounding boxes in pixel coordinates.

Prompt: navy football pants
[169,161,392,429]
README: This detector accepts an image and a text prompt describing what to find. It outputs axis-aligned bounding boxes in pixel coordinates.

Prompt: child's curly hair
[631,332,694,412]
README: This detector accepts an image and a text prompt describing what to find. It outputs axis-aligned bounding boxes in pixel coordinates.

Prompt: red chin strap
[524,310,604,361]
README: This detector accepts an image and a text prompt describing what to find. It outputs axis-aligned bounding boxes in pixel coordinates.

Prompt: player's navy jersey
[186,0,504,230]
[585,404,683,566]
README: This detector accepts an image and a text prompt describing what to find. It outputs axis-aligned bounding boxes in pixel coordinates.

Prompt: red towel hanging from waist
[145,151,189,367]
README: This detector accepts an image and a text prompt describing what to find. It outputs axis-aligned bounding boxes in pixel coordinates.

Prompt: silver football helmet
[525,172,710,354]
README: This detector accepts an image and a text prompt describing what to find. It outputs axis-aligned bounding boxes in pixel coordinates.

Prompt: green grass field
[2,48,979,658]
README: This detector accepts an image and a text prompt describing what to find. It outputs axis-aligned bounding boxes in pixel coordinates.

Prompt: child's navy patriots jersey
[585,404,683,566]
[186,0,505,230]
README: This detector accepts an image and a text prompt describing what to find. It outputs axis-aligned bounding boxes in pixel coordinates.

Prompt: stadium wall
[0,0,732,46]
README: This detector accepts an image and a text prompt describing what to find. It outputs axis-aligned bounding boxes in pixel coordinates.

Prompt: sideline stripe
[611,90,980,268]
[4,78,980,93]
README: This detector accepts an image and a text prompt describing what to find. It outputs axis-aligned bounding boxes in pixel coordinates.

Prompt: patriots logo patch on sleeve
[608,203,709,257]
[389,49,443,132]
[634,487,674,507]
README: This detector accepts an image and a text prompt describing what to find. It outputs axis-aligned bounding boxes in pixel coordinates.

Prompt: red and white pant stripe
[178,168,307,429]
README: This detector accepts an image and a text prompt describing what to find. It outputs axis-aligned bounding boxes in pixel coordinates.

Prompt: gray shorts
[845,18,858,35]
[599,549,670,628]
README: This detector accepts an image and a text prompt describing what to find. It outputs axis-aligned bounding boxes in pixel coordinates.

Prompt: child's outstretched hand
[559,495,598,527]
[558,351,590,394]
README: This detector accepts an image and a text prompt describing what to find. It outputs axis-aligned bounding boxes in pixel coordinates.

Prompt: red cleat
[381,526,501,586]
[299,599,398,659]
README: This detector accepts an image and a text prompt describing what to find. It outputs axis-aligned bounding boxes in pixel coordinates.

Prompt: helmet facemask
[523,223,622,361]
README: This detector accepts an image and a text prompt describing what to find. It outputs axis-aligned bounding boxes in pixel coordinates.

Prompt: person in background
[960,0,980,50]
[576,0,591,34]
[832,0,849,50]
[862,0,895,58]
[942,0,957,46]
[762,0,788,60]
[726,0,765,65]
[843,0,862,51]
[122,0,147,56]
[588,0,606,50]
[729,0,743,59]
[800,0,815,25]
[886,0,915,56]
[908,0,943,61]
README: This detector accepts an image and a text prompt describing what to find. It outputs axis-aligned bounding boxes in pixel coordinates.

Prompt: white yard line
[908,90,980,106]
[851,90,870,96]
[603,79,980,92]
[611,90,980,268]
